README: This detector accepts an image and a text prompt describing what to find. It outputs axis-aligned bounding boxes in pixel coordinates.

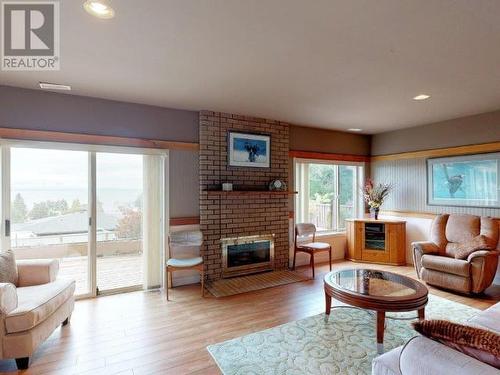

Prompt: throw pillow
[453,235,491,260]
[413,319,500,369]
[0,250,18,285]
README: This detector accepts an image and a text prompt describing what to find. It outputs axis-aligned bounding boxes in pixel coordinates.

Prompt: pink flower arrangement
[362,178,393,210]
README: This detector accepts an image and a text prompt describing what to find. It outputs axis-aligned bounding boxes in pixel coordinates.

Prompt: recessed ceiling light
[347,128,363,132]
[39,82,72,91]
[413,94,430,101]
[83,0,115,19]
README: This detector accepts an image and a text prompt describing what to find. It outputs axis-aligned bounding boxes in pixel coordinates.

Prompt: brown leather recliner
[412,214,499,294]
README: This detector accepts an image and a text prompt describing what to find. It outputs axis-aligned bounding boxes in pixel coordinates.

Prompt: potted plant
[361,179,392,220]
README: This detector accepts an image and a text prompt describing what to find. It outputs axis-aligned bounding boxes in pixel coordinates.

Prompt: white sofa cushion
[399,336,499,375]
[372,302,500,375]
[372,346,403,375]
[468,303,500,332]
[5,279,75,333]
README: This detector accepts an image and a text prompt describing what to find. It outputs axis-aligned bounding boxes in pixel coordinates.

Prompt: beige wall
[372,111,500,284]
[169,150,199,217]
[290,125,371,155]
[0,85,199,142]
[372,157,500,218]
[371,109,500,156]
[371,108,500,216]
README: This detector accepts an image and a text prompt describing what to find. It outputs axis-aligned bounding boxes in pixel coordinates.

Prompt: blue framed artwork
[228,131,270,168]
[427,152,500,208]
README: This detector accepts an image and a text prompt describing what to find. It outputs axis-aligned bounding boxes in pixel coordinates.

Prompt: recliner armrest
[467,250,499,293]
[467,250,498,262]
[412,241,440,254]
[412,241,441,279]
[0,283,17,314]
[16,259,59,287]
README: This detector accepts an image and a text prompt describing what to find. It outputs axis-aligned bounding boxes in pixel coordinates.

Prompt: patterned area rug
[207,294,479,374]
[205,271,308,297]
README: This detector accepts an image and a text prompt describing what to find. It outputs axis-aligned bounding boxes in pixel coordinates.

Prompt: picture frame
[228,131,271,168]
[427,152,500,208]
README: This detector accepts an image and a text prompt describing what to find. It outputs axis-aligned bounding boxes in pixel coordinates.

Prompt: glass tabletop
[326,269,422,298]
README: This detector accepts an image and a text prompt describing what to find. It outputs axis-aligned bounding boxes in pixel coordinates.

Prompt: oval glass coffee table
[324,269,428,353]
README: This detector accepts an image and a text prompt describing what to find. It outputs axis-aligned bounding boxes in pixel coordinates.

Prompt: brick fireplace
[199,111,290,281]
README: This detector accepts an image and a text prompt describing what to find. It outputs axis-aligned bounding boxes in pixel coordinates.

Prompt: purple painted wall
[0,85,199,142]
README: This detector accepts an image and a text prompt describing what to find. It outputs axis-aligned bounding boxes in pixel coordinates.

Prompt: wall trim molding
[371,141,500,162]
[380,210,500,221]
[0,126,199,151]
[289,150,370,162]
[380,210,438,219]
[170,216,200,226]
[168,212,500,225]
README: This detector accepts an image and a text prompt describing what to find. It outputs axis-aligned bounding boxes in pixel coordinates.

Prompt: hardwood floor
[0,261,498,375]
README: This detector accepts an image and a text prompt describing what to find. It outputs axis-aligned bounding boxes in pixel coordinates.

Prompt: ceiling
[1,0,500,134]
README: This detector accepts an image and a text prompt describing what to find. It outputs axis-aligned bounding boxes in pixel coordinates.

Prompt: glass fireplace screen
[227,240,271,268]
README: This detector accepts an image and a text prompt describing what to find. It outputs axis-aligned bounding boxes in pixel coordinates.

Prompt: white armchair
[0,258,75,369]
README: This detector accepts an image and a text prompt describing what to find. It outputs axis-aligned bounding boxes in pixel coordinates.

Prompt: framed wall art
[427,152,500,208]
[228,131,271,168]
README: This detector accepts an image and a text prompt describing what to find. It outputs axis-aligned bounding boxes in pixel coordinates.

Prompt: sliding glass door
[1,142,167,298]
[96,152,144,293]
[10,147,91,295]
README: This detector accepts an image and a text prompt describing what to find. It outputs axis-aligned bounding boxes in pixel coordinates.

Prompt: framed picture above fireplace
[228,131,270,168]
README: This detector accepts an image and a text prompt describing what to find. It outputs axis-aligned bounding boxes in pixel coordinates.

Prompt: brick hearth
[199,111,290,281]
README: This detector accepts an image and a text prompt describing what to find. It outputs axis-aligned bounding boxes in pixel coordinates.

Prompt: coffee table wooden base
[324,295,426,354]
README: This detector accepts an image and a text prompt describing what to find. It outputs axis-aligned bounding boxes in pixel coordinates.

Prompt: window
[295,160,364,232]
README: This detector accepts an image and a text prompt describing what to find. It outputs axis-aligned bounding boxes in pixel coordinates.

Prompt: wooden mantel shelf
[204,190,298,196]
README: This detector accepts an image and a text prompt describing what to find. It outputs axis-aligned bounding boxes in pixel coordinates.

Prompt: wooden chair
[293,223,332,278]
[165,236,205,300]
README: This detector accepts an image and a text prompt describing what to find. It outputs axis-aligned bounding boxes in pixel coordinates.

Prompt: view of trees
[12,193,143,240]
[116,207,142,239]
[309,164,335,203]
[307,164,356,230]
[12,193,28,223]
[12,194,89,223]
[308,164,354,205]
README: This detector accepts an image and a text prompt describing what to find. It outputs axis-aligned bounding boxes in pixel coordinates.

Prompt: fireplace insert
[221,234,275,277]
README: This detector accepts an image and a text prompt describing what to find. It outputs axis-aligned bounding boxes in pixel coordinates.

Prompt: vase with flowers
[361,179,393,220]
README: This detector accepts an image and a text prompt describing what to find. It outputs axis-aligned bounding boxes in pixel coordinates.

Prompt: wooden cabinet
[346,219,406,265]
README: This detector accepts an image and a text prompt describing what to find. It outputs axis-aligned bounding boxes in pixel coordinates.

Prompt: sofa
[372,302,500,375]
[0,259,75,369]
[412,214,499,294]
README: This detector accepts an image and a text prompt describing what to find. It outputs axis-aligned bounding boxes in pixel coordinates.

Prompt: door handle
[5,219,10,237]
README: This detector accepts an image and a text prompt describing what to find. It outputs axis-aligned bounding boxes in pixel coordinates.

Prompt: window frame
[293,157,365,234]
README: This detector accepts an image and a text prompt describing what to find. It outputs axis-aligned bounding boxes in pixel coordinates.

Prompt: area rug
[205,270,308,297]
[207,294,479,374]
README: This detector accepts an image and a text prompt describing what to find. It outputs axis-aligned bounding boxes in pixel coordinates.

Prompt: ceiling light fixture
[413,94,430,101]
[347,128,363,132]
[83,0,115,19]
[39,82,72,91]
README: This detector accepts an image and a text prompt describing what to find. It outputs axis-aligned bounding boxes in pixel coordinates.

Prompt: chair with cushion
[293,223,332,278]
[0,250,75,369]
[165,230,204,300]
[412,214,499,294]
